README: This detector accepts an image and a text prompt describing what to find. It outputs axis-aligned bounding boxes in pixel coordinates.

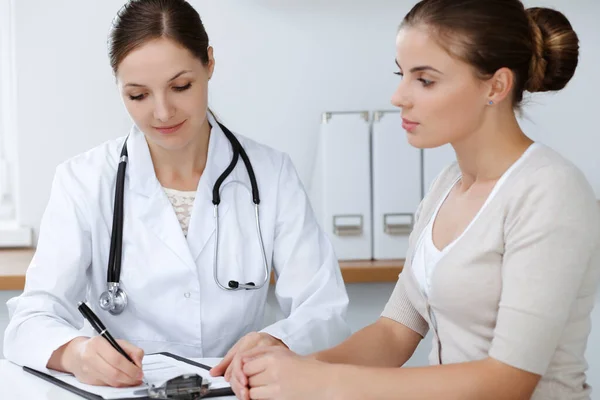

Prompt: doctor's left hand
[209,332,287,398]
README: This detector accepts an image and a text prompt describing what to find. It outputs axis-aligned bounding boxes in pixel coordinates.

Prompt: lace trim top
[163,187,196,237]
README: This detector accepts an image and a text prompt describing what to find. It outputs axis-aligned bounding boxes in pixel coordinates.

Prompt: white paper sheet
[46,354,230,399]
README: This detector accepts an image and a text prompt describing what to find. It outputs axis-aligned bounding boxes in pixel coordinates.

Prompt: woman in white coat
[3,0,350,388]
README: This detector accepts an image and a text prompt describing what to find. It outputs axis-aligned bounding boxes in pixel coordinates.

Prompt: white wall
[13,1,131,238]
[11,0,600,240]
[519,0,600,188]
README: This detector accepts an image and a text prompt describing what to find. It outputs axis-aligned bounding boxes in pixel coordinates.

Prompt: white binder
[371,110,422,260]
[423,144,456,193]
[309,111,372,260]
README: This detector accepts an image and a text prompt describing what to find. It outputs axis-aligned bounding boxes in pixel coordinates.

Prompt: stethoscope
[99,121,270,315]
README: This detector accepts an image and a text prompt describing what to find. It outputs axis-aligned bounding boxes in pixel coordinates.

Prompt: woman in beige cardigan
[220,0,600,399]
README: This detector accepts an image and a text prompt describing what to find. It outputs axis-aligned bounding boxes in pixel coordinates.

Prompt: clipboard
[22,352,235,399]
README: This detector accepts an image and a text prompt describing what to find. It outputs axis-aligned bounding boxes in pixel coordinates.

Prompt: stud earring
[488,100,494,105]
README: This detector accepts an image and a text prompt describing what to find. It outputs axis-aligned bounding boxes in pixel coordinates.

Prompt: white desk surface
[0,358,236,399]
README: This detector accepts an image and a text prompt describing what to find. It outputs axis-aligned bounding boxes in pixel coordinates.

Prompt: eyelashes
[128,83,192,101]
[173,83,192,92]
[129,93,145,101]
[393,72,435,87]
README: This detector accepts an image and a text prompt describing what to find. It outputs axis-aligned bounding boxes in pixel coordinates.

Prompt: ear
[207,46,215,80]
[485,67,514,105]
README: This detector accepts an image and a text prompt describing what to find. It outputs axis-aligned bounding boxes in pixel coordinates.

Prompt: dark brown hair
[401,0,579,105]
[108,0,210,74]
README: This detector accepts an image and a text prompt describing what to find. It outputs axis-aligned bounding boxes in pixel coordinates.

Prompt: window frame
[0,0,32,247]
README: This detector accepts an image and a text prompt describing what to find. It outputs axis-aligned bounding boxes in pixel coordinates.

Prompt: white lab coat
[4,112,351,373]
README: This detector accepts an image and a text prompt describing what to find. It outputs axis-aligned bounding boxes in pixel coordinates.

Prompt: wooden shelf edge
[0,276,26,291]
[340,259,404,283]
[341,265,403,283]
[269,259,404,284]
[0,249,404,290]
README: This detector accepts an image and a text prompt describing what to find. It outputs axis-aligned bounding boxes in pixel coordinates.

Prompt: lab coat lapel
[126,126,197,270]
[186,113,233,263]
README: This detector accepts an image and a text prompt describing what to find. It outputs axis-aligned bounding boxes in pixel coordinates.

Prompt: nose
[153,94,175,122]
[391,79,412,109]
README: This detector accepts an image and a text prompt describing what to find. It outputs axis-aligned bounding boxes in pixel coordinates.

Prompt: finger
[95,338,143,382]
[89,350,141,387]
[116,339,145,368]
[224,359,234,382]
[210,341,240,377]
[232,354,247,387]
[242,356,269,377]
[225,334,262,381]
[240,386,251,400]
[225,349,248,382]
[230,374,246,399]
[234,379,252,400]
[240,347,275,366]
[249,385,274,400]
[248,371,270,388]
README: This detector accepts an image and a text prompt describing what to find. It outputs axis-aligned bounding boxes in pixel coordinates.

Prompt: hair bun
[525,7,579,93]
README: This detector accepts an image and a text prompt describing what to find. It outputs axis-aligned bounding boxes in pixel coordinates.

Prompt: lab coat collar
[186,110,235,262]
[126,124,158,197]
[124,110,235,268]
[125,109,234,198]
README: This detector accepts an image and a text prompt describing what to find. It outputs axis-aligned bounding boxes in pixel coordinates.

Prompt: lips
[402,118,419,133]
[153,120,186,134]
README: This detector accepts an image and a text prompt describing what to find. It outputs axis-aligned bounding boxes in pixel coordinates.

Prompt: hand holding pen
[52,302,147,388]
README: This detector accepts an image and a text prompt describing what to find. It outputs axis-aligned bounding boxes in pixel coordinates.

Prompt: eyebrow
[395,60,443,74]
[124,70,192,88]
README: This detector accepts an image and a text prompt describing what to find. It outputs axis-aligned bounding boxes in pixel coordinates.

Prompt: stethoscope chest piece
[99,282,128,315]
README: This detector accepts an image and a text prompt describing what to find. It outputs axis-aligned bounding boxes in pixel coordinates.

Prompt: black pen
[77,301,148,385]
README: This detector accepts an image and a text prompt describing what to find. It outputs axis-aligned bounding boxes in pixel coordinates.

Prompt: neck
[452,109,533,188]
[147,117,212,191]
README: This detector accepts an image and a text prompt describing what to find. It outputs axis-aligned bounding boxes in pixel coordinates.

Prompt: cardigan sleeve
[381,269,429,338]
[488,164,600,375]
